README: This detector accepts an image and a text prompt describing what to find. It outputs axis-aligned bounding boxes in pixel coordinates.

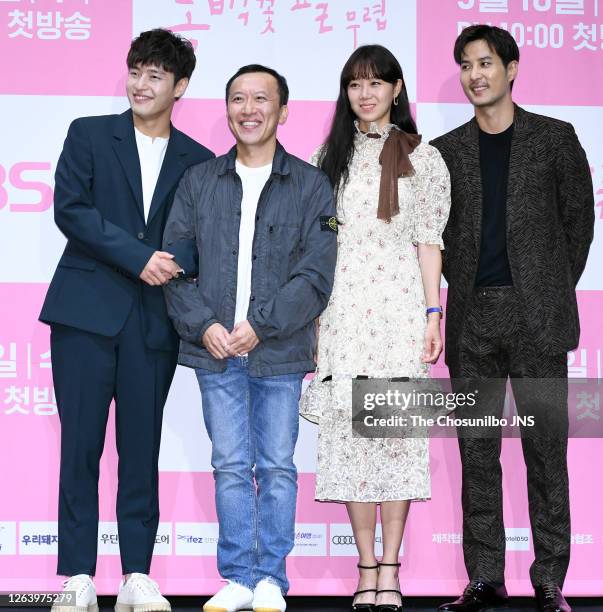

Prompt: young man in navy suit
[40,28,213,611]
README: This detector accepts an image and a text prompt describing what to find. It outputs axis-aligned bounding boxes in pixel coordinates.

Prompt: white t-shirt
[234,160,272,324]
[134,127,169,222]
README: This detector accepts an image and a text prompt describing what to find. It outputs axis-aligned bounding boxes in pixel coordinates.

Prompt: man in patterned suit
[431,25,594,612]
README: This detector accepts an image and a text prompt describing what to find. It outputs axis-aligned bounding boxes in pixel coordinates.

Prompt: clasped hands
[139,251,182,286]
[202,321,259,359]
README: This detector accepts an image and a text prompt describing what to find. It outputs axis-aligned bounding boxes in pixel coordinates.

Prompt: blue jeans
[195,357,304,593]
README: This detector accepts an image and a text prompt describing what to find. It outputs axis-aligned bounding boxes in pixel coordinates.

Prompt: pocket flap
[58,253,96,271]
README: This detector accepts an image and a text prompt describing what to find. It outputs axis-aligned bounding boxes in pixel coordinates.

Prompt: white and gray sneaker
[52,574,98,612]
[202,581,254,612]
[252,579,286,612]
[115,573,171,612]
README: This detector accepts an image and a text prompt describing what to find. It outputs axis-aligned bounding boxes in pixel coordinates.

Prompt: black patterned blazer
[431,105,594,369]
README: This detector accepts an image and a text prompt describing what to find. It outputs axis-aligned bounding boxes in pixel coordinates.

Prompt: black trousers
[51,303,177,576]
[448,286,570,588]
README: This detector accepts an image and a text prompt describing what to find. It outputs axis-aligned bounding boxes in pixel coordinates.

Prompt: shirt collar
[354,120,397,139]
[134,126,169,146]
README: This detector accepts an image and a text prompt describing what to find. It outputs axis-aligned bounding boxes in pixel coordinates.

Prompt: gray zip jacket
[163,141,337,376]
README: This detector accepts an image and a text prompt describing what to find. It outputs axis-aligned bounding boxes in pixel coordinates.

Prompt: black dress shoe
[535,584,571,612]
[438,581,509,611]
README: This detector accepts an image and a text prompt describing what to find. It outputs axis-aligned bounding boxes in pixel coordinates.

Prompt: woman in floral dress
[300,45,451,611]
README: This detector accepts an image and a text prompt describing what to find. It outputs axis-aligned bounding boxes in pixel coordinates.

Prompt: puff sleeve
[410,143,451,249]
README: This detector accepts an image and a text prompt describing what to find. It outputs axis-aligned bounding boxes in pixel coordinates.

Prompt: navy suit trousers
[51,301,177,576]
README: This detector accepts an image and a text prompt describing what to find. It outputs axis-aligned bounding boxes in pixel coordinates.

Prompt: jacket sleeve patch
[320,216,339,233]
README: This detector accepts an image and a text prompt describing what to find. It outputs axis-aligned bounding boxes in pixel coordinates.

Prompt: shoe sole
[52,605,99,612]
[253,608,284,612]
[203,607,253,612]
[115,604,171,612]
[202,603,254,612]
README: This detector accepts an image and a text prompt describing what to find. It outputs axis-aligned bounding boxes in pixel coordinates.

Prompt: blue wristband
[426,306,443,317]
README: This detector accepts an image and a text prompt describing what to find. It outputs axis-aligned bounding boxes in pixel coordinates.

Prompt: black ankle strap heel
[352,564,379,611]
[376,561,402,612]
[377,562,401,567]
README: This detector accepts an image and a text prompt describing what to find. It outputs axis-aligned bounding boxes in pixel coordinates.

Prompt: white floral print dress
[300,122,451,502]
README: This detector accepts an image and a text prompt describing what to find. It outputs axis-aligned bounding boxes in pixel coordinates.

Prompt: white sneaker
[52,574,98,612]
[115,573,171,612]
[202,581,253,612]
[252,579,286,612]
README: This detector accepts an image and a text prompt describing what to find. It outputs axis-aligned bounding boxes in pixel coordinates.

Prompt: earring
[393,96,399,106]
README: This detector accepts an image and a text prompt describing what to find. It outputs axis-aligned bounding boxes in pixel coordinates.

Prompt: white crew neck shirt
[134,127,169,222]
[234,160,272,325]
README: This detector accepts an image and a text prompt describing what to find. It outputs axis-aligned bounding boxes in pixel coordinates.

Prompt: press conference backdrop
[0,0,602,597]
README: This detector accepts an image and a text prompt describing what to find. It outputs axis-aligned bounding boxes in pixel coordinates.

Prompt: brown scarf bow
[376,128,422,223]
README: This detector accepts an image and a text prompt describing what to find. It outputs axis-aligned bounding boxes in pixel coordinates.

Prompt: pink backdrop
[0,0,602,597]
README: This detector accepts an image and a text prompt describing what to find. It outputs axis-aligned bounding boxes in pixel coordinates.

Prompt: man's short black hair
[454,24,520,89]
[225,64,289,106]
[127,28,196,84]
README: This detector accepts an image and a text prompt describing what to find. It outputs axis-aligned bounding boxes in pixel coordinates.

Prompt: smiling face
[226,72,288,154]
[459,39,517,109]
[126,63,188,125]
[347,76,402,132]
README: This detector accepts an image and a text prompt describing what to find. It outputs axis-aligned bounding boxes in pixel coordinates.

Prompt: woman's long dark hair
[319,45,417,197]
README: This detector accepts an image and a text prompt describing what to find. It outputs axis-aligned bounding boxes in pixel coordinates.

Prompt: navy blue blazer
[39,109,214,351]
